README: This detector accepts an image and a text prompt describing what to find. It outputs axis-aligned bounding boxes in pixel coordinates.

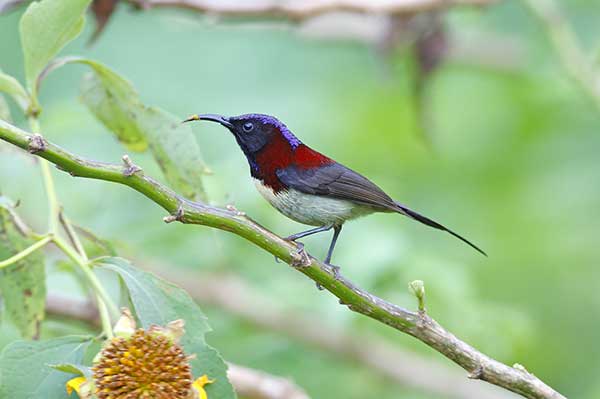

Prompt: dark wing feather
[276,163,398,211]
[276,164,487,256]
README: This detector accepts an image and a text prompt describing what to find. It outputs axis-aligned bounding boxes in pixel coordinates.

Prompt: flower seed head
[93,328,192,399]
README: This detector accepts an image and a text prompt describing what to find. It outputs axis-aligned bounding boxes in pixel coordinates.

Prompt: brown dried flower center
[93,329,192,399]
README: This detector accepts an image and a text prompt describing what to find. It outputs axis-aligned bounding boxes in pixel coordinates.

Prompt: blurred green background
[1,1,599,398]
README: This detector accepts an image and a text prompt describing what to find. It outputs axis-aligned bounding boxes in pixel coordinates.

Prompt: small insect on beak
[182,114,234,129]
[182,114,201,123]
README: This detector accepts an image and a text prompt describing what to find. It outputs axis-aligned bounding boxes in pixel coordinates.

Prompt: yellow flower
[192,375,215,399]
[65,376,93,398]
[93,328,193,398]
[63,311,214,399]
[66,376,86,396]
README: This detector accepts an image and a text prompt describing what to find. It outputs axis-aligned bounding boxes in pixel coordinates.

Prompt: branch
[0,119,564,399]
[46,296,309,399]
[226,363,309,399]
[128,0,497,20]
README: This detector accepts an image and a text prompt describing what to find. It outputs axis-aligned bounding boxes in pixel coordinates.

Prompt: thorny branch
[0,119,565,399]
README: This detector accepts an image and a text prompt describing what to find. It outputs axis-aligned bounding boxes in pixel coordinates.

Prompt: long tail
[395,202,487,256]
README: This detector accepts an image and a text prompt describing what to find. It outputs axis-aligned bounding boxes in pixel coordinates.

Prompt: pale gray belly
[254,180,374,226]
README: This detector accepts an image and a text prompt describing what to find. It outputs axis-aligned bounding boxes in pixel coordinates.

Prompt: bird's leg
[286,224,334,242]
[275,224,334,265]
[324,225,343,280]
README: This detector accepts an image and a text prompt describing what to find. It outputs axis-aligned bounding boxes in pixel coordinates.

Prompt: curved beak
[182,114,233,129]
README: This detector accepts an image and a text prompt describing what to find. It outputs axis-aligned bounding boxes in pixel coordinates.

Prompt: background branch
[0,120,565,399]
[224,364,309,399]
[127,0,497,20]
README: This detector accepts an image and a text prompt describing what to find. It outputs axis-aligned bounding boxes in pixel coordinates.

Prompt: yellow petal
[65,377,86,396]
[192,375,215,399]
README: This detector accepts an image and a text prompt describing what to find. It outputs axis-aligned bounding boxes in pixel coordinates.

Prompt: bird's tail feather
[394,202,487,256]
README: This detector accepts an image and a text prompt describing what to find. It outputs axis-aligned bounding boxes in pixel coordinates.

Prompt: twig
[127,0,496,20]
[46,295,100,324]
[0,119,565,399]
[58,210,88,261]
[226,363,309,399]
[0,0,26,13]
[45,295,309,399]
[0,235,53,268]
[523,0,600,113]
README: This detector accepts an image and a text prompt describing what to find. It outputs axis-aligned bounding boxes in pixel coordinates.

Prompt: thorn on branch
[290,244,310,269]
[163,205,184,224]
[330,265,341,280]
[226,204,246,216]
[27,134,47,153]
[513,363,531,374]
[122,154,142,176]
[408,280,426,313]
[468,365,484,380]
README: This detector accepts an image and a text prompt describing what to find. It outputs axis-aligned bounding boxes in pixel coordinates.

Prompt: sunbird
[184,113,485,276]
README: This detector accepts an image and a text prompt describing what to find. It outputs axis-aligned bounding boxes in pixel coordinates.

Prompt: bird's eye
[242,122,254,132]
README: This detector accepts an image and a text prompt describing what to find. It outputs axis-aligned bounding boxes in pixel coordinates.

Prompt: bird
[183,113,486,277]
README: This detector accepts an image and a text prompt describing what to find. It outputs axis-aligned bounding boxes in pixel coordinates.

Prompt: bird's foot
[275,239,306,267]
[325,262,342,280]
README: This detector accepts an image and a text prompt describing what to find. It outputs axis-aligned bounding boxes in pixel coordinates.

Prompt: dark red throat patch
[254,135,333,192]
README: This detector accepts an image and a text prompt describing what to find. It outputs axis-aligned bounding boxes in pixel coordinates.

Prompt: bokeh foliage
[1,1,599,398]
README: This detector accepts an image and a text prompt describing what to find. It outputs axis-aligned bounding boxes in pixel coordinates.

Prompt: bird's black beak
[182,114,234,129]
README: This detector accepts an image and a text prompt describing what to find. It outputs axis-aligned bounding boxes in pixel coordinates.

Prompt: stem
[53,237,119,336]
[58,212,114,337]
[0,235,53,269]
[59,210,88,261]
[40,161,59,233]
[26,117,115,337]
[96,295,114,339]
[28,117,60,234]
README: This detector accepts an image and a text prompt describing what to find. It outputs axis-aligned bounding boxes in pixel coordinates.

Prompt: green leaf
[79,61,149,152]
[0,206,46,339]
[98,257,236,399]
[79,60,208,199]
[0,322,21,352]
[139,107,208,200]
[0,95,11,122]
[49,363,93,379]
[39,57,208,200]
[19,0,91,91]
[0,70,29,112]
[0,336,91,399]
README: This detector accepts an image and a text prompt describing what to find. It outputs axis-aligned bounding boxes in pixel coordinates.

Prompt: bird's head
[183,113,301,157]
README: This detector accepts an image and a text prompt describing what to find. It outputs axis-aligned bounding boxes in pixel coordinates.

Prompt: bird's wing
[277,164,487,256]
[276,163,398,211]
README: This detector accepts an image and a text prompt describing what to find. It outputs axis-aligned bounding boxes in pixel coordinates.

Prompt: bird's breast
[253,179,373,226]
